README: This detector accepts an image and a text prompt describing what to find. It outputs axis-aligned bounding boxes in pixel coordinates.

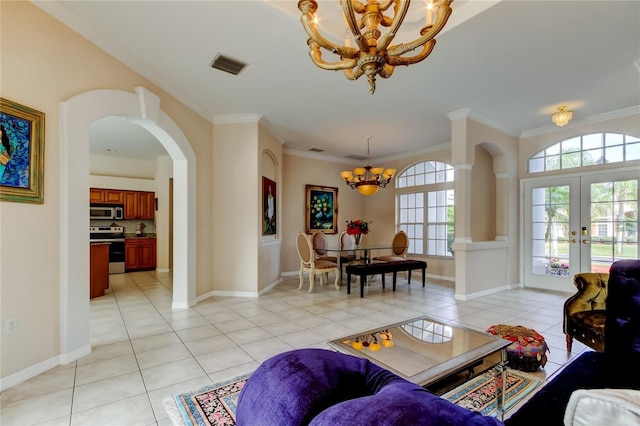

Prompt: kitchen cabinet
[90,242,110,298]
[124,191,155,220]
[125,238,156,271]
[90,188,124,204]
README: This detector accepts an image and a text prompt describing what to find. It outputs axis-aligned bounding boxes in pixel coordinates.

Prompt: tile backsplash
[90,219,156,235]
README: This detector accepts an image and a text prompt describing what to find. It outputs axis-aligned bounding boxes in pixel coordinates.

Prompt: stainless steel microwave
[90,205,124,220]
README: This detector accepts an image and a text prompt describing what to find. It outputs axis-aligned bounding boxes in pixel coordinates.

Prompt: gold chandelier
[551,106,573,127]
[340,136,396,196]
[298,0,454,94]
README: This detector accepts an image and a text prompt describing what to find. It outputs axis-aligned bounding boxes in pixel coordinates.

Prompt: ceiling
[36,1,640,161]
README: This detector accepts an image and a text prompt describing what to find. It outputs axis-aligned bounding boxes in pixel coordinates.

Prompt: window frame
[529,132,640,174]
[396,161,455,258]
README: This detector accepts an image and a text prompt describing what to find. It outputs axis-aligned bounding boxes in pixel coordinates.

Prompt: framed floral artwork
[0,98,45,204]
[306,184,338,234]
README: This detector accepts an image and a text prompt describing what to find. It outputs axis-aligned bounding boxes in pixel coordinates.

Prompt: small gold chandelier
[551,106,574,127]
[340,136,396,196]
[298,0,454,94]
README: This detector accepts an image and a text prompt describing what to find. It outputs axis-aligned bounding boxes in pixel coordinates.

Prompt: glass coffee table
[328,315,511,420]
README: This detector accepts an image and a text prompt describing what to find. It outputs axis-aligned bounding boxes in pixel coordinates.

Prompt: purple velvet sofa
[236,347,503,426]
[237,260,639,426]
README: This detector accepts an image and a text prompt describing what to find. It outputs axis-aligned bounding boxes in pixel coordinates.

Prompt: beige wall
[280,146,458,279]
[212,122,259,293]
[1,2,212,380]
[90,154,158,179]
[281,153,365,273]
[471,145,497,242]
[258,123,283,292]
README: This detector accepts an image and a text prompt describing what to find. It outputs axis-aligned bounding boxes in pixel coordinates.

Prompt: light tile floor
[1,271,589,425]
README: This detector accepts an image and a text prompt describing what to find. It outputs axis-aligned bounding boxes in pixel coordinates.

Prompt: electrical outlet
[6,318,17,335]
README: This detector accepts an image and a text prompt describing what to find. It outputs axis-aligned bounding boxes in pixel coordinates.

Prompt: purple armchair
[505,259,640,425]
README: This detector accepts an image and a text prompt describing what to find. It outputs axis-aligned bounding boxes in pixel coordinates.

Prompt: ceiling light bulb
[552,106,573,127]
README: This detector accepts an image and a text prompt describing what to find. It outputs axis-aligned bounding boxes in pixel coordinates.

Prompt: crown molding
[284,141,452,165]
[213,114,286,145]
[447,108,519,137]
[284,149,359,165]
[213,114,262,124]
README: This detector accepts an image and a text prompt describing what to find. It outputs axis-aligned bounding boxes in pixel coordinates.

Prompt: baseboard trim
[454,283,520,301]
[0,343,90,391]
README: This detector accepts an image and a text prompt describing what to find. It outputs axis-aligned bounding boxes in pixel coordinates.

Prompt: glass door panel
[584,175,638,273]
[524,178,580,292]
[524,170,638,292]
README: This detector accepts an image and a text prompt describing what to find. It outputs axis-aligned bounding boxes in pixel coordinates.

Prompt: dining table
[323,244,405,263]
[323,244,407,281]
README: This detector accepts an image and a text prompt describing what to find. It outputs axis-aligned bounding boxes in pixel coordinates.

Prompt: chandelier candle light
[341,136,396,196]
[298,0,454,94]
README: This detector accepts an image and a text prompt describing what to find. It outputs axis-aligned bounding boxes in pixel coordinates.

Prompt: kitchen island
[90,242,110,298]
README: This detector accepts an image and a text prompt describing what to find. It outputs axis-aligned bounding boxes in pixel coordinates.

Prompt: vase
[354,234,361,248]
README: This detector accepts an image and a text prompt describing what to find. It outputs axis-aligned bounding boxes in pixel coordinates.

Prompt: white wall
[90,155,157,180]
[155,156,173,271]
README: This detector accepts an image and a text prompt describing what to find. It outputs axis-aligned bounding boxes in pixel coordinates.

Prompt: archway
[59,87,196,360]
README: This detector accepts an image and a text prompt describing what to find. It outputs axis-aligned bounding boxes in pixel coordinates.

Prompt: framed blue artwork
[0,98,45,203]
[306,184,338,234]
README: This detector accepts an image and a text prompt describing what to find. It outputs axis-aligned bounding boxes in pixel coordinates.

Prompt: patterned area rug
[165,373,251,426]
[442,368,542,416]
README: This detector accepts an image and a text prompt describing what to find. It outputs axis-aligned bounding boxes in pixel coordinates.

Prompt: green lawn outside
[548,241,638,259]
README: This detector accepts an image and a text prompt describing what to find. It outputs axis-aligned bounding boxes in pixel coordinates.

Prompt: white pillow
[564,388,640,426]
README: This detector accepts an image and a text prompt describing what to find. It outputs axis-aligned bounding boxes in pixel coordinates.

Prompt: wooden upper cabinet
[90,188,105,204]
[91,187,155,219]
[124,191,139,219]
[138,192,155,220]
[124,190,155,220]
[104,190,124,204]
[90,188,124,204]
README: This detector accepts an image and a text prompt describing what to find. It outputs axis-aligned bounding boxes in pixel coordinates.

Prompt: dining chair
[296,232,340,293]
[373,231,409,262]
[339,231,364,280]
[311,232,338,263]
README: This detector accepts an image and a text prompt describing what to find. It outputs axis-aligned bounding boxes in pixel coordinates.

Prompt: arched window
[529,133,640,173]
[396,161,454,257]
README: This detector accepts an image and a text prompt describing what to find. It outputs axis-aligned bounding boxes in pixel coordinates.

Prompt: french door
[523,169,638,293]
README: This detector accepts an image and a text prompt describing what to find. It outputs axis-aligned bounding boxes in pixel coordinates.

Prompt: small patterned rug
[442,368,542,416]
[164,373,251,426]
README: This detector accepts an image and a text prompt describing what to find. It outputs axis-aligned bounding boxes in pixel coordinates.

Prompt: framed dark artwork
[0,98,45,204]
[306,184,338,234]
[263,176,276,235]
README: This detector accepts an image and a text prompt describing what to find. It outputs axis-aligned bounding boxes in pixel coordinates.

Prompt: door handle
[582,239,590,244]
[570,239,577,244]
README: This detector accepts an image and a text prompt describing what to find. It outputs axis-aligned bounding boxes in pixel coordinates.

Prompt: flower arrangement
[346,219,371,246]
[346,219,371,235]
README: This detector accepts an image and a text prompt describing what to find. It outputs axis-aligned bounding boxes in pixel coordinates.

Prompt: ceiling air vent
[309,148,325,153]
[211,54,248,76]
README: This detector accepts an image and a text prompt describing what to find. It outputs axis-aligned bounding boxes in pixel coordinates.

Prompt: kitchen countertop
[124,234,156,238]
